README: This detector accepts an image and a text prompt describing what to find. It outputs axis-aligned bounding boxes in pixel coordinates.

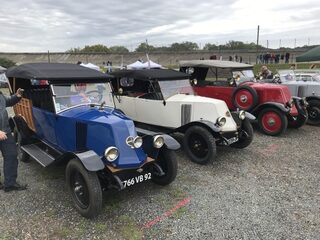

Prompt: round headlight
[133,136,143,148]
[104,147,119,162]
[153,135,164,148]
[239,110,246,120]
[287,99,294,108]
[216,117,226,126]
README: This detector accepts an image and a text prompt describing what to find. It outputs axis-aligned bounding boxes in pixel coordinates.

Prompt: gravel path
[0,105,319,240]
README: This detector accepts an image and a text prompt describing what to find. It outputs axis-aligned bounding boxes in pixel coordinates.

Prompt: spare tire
[232,85,258,111]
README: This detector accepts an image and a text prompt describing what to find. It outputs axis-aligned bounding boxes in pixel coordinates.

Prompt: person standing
[0,88,27,192]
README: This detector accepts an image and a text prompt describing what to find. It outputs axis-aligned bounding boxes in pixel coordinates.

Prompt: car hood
[167,94,237,132]
[243,82,292,103]
[58,105,147,168]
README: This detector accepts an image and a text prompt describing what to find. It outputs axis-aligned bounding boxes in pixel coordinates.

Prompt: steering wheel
[85,90,103,102]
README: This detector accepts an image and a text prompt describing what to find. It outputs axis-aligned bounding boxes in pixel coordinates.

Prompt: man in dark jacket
[0,88,27,192]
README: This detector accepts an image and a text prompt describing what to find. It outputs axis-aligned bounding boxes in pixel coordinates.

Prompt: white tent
[126,61,145,69]
[142,60,162,69]
[80,63,101,72]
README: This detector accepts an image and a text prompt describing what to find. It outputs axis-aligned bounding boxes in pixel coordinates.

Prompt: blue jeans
[0,133,18,187]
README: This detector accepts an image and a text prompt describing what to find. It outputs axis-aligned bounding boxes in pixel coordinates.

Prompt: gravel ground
[0,100,319,240]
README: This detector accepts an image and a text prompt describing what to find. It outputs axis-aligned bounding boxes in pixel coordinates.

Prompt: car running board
[21,144,55,167]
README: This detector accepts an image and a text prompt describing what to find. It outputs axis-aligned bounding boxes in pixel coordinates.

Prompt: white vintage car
[108,69,255,164]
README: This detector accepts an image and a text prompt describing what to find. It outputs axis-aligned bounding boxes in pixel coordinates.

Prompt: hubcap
[240,95,248,103]
[188,133,208,158]
[235,90,253,110]
[71,172,89,209]
[261,111,282,133]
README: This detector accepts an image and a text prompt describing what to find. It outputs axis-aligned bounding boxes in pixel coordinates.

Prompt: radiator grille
[181,104,192,125]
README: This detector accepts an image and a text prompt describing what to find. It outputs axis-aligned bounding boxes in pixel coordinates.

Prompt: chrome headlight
[104,147,119,162]
[133,136,143,148]
[287,99,294,108]
[153,135,164,148]
[239,110,246,120]
[216,117,226,126]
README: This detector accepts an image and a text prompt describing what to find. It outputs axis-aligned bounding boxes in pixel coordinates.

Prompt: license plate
[122,173,152,188]
[226,137,238,145]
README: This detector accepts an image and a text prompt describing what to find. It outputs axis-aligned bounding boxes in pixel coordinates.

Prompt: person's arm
[5,88,23,107]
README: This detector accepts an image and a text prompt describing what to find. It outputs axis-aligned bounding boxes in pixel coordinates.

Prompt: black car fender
[292,96,308,116]
[177,120,221,137]
[71,150,105,172]
[305,95,320,102]
[251,102,290,115]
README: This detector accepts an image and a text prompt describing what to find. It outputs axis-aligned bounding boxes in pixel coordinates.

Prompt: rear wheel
[152,148,177,186]
[183,126,216,164]
[230,119,254,148]
[307,99,320,125]
[66,159,102,218]
[258,108,288,136]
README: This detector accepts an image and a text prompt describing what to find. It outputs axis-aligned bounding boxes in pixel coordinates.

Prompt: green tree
[0,58,16,68]
[109,46,129,53]
[170,42,199,51]
[66,47,81,53]
[203,43,219,50]
[81,44,109,53]
[135,43,156,53]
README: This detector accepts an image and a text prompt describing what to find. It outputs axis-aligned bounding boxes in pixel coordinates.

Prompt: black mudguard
[74,150,105,172]
[251,102,290,115]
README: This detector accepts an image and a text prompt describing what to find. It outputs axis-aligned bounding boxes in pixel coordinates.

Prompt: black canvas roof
[6,63,111,82]
[111,69,190,81]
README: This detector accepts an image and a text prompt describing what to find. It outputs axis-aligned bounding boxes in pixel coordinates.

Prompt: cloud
[0,0,318,51]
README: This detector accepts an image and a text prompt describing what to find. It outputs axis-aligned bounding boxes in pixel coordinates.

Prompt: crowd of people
[257,52,291,64]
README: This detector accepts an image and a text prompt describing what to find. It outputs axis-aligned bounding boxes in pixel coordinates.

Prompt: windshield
[52,83,112,113]
[278,70,296,82]
[232,70,255,83]
[158,79,194,99]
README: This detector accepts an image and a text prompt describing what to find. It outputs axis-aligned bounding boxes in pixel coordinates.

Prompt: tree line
[66,41,315,54]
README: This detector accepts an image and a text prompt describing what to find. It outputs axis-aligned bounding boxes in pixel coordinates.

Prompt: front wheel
[230,119,254,148]
[258,108,288,136]
[152,148,178,186]
[307,99,320,125]
[66,159,102,218]
[183,125,216,164]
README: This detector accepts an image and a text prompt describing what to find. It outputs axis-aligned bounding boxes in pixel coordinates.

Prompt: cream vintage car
[107,69,255,164]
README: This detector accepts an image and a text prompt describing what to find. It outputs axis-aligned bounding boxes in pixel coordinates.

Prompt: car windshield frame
[158,79,194,99]
[51,82,111,113]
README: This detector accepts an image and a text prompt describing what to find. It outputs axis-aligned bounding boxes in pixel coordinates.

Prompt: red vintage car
[180,60,308,136]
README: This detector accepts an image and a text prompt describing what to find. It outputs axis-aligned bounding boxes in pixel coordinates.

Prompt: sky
[0,0,319,52]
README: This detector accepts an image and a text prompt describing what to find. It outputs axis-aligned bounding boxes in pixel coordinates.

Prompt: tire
[152,148,178,186]
[13,127,30,163]
[183,125,216,164]
[232,85,258,111]
[66,159,102,218]
[230,118,254,148]
[307,99,320,125]
[288,114,307,128]
[258,107,288,136]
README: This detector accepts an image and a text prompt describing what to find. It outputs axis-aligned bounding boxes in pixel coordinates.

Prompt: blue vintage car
[6,63,179,218]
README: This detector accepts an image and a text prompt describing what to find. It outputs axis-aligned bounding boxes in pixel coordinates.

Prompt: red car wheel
[232,86,258,111]
[258,108,288,136]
